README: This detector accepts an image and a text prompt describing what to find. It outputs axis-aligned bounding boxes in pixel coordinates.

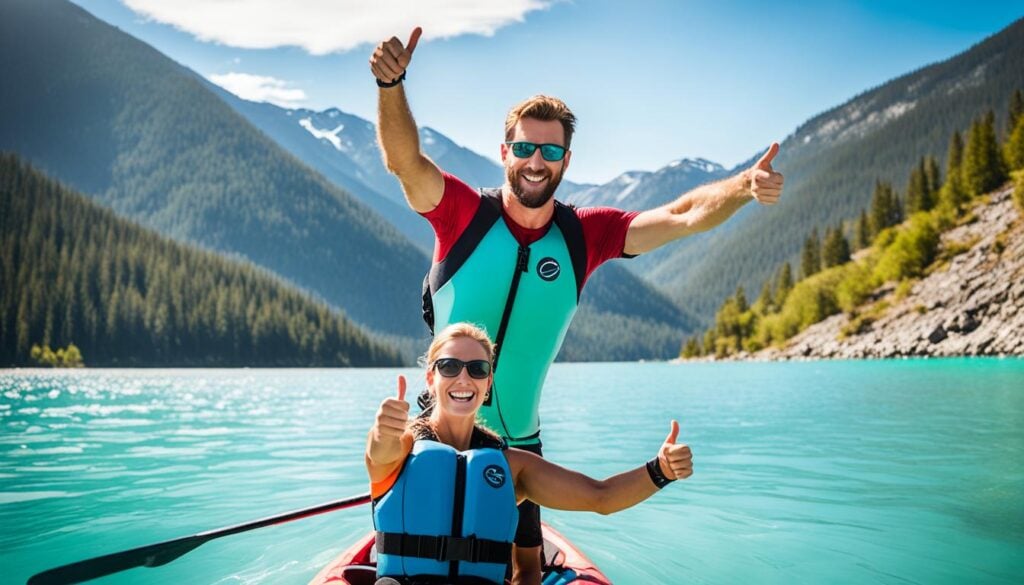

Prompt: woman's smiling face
[427,336,492,420]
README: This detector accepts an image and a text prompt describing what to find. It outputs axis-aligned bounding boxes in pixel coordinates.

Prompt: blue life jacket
[373,433,518,583]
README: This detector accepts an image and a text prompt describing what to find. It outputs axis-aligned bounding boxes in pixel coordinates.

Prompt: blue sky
[72,1,1023,184]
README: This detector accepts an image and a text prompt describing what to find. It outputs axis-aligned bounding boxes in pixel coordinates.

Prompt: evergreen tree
[734,287,748,313]
[681,337,701,359]
[1008,88,1024,133]
[940,130,969,210]
[822,225,852,268]
[774,262,793,306]
[702,329,716,358]
[962,111,1008,196]
[756,280,774,313]
[801,228,822,279]
[905,160,930,214]
[924,156,941,199]
[1005,106,1024,172]
[869,181,901,236]
[855,210,871,250]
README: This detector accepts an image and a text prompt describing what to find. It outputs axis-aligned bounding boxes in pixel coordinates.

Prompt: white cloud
[123,0,552,55]
[208,72,308,107]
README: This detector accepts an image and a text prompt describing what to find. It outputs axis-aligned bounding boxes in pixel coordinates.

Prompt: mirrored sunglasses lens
[540,145,565,161]
[512,142,537,158]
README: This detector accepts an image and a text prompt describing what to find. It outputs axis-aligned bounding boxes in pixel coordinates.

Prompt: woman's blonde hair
[421,322,495,367]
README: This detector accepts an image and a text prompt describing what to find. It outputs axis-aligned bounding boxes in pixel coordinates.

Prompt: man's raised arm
[370,27,444,214]
[623,143,785,255]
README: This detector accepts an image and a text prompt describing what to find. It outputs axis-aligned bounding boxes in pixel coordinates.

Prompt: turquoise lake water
[2,359,1023,584]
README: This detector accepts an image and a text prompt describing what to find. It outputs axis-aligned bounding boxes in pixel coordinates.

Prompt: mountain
[0,0,430,343]
[641,17,1024,324]
[0,153,402,367]
[199,91,435,250]
[566,158,728,210]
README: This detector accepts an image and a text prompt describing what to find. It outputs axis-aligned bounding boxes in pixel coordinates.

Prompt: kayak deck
[310,522,611,584]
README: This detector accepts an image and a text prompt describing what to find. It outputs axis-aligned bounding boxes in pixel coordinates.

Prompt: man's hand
[373,375,410,444]
[747,142,785,205]
[370,27,422,85]
[657,420,693,480]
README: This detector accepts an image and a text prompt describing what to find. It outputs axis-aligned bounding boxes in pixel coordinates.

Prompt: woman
[367,323,692,585]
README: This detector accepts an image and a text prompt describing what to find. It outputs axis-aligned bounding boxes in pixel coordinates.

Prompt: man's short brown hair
[505,95,577,148]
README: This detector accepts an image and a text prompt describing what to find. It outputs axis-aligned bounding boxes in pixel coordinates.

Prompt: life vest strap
[375,531,512,564]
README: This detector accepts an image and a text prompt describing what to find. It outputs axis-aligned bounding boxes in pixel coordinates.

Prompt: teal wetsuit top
[424,190,586,445]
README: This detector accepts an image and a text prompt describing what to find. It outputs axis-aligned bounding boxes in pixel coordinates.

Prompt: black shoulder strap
[552,200,587,299]
[470,426,508,451]
[422,189,503,333]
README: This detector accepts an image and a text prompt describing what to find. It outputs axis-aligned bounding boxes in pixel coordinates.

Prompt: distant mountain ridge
[567,158,728,210]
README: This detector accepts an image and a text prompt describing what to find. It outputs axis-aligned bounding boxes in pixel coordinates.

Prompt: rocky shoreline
[716,185,1024,361]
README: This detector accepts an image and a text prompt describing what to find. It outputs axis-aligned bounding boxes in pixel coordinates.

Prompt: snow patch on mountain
[615,172,643,203]
[299,117,346,152]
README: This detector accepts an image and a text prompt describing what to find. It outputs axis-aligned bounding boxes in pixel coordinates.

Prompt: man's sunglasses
[432,358,492,379]
[505,141,568,162]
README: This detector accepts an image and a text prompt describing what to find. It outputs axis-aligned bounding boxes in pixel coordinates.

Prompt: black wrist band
[646,457,674,489]
[376,72,406,88]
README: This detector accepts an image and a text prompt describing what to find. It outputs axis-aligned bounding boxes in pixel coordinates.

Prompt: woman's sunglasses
[505,141,567,162]
[432,358,492,379]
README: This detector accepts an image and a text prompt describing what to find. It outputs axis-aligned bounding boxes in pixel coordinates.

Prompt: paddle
[27,492,372,585]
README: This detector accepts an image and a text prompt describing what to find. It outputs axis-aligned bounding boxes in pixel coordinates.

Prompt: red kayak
[310,522,611,584]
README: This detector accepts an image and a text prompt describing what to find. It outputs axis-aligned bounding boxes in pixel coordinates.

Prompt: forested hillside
[0,0,429,341]
[0,154,402,367]
[684,90,1024,358]
[644,18,1024,324]
[559,262,700,361]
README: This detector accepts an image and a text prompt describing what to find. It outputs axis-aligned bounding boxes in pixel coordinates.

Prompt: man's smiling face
[501,117,571,209]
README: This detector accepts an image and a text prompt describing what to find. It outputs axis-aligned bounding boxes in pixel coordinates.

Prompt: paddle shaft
[27,492,372,585]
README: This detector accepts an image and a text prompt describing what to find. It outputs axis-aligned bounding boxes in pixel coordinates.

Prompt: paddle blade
[27,536,207,585]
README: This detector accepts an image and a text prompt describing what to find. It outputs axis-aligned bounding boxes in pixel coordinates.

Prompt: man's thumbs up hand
[658,420,693,480]
[747,142,784,205]
[370,27,422,85]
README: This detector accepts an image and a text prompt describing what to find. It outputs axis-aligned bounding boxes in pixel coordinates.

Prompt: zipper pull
[517,246,530,272]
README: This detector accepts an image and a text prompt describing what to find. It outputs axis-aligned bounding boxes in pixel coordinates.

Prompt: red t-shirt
[422,173,638,284]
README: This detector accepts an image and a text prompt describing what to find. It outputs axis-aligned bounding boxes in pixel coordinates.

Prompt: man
[370,27,783,585]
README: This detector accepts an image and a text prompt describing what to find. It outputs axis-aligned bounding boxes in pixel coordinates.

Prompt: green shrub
[753,267,845,345]
[1013,170,1024,213]
[873,213,940,282]
[29,343,84,367]
[835,261,876,313]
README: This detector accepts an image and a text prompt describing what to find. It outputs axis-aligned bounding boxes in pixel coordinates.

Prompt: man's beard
[506,165,563,209]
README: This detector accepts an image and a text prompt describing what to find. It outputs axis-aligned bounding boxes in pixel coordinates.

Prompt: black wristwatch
[376,72,406,88]
[646,456,674,489]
